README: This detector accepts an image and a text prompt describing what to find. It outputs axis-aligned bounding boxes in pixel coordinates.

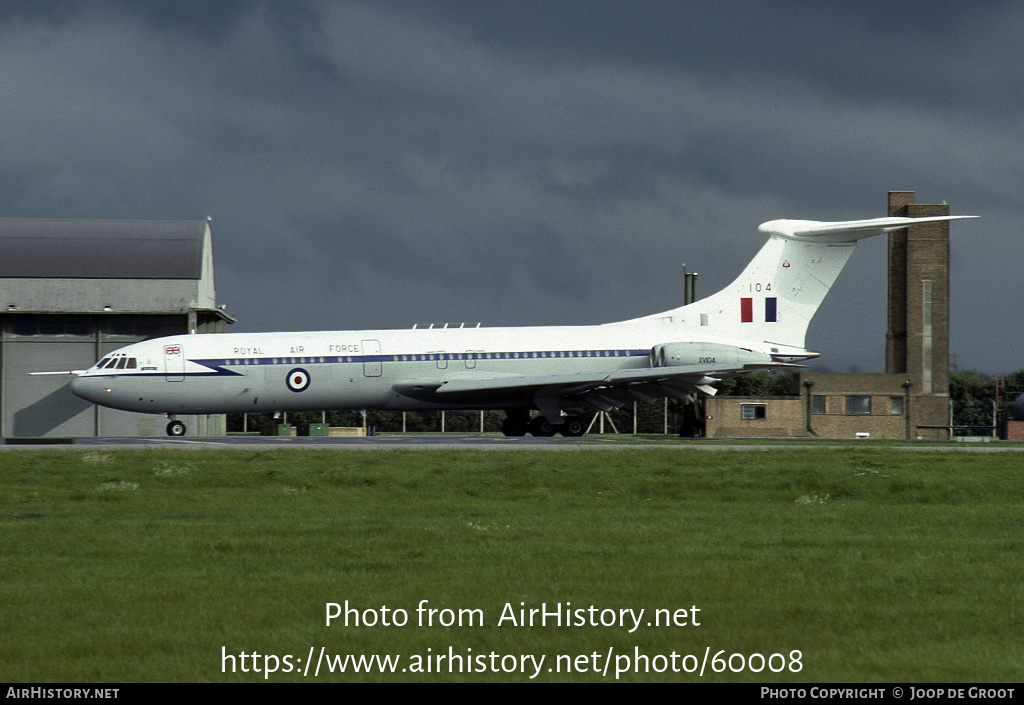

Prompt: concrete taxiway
[3,434,1023,451]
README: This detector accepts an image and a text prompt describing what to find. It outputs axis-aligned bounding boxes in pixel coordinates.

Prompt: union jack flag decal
[164,345,182,355]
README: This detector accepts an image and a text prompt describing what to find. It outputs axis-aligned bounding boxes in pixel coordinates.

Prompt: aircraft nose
[70,376,104,403]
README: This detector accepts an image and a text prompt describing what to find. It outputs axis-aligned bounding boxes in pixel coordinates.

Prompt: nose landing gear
[166,418,186,436]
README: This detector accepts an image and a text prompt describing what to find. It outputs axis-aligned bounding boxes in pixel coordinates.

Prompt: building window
[845,396,871,415]
[811,395,826,415]
[890,397,904,415]
[105,315,187,340]
[741,404,766,420]
[9,314,91,338]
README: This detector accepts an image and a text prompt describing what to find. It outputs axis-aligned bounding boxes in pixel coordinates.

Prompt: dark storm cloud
[0,1,1019,373]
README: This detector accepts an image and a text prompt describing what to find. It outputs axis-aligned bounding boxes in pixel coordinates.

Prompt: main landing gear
[166,418,186,436]
[501,411,585,437]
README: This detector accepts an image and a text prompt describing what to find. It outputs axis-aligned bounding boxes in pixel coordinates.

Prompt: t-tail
[629,215,977,361]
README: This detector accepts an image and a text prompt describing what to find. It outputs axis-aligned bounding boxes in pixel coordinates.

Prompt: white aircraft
[66,214,974,436]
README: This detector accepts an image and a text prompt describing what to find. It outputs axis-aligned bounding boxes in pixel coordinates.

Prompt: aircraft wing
[396,362,782,416]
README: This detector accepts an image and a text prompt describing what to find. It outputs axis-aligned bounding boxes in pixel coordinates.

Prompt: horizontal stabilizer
[759,215,977,243]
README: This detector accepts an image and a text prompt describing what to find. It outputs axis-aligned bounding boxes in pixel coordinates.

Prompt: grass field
[1,446,1022,682]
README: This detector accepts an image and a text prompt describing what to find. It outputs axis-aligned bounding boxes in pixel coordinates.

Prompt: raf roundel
[286,368,311,393]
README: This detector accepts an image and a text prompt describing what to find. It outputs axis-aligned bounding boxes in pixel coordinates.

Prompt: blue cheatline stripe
[194,349,651,369]
[89,349,653,380]
[765,297,777,323]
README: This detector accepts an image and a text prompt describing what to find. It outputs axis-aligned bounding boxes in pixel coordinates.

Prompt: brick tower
[886,190,950,396]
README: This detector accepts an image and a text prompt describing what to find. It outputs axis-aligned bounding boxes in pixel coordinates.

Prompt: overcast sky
[1,1,1020,374]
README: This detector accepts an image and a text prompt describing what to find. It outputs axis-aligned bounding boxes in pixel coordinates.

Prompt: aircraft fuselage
[69,321,777,417]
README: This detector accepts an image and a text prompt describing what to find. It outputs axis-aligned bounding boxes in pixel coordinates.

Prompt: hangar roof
[0,218,208,279]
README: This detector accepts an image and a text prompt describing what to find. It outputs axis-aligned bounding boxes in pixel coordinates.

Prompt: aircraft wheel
[166,420,186,436]
[528,416,558,437]
[501,417,528,437]
[559,416,586,437]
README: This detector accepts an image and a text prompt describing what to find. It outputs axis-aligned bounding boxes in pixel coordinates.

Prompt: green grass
[1,447,1022,682]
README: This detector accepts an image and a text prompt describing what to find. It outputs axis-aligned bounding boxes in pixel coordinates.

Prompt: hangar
[0,218,233,437]
[705,191,955,440]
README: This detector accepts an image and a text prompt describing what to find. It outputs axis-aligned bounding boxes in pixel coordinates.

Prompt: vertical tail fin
[631,216,976,353]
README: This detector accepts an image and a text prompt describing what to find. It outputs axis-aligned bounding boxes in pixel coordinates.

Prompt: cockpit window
[97,356,138,370]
